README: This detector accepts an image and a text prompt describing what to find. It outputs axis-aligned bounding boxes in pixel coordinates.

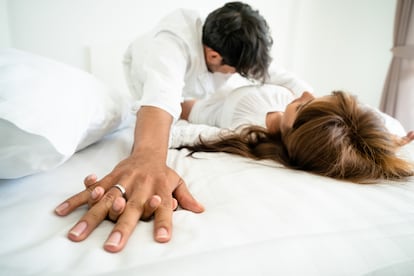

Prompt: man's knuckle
[98,192,119,209]
[87,208,106,222]
[86,186,95,194]
[126,199,144,211]
[103,192,116,202]
[117,219,137,230]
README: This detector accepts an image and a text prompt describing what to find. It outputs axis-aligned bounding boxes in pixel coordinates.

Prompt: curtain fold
[380,0,414,131]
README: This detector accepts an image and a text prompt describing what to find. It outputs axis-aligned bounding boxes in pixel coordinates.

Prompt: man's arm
[180,100,196,120]
[55,10,204,253]
[56,106,204,253]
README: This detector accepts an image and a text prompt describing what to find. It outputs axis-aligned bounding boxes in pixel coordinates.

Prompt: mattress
[1,120,414,276]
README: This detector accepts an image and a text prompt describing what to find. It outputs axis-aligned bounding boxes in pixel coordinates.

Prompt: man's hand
[55,157,204,252]
[54,106,204,253]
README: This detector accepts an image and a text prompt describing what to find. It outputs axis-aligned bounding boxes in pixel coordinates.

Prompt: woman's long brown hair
[178,91,414,183]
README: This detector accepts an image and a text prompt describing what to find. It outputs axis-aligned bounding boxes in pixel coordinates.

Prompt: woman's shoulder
[233,83,293,95]
[231,84,295,104]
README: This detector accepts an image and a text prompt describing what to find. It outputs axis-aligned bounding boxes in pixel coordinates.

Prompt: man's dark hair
[202,2,273,82]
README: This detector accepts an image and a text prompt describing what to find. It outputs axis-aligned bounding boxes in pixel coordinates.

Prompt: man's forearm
[132,106,173,160]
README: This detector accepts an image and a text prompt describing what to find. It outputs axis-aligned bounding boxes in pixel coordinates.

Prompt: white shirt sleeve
[126,32,189,119]
[142,33,190,119]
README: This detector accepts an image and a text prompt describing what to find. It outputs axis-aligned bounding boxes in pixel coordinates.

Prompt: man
[55,2,312,253]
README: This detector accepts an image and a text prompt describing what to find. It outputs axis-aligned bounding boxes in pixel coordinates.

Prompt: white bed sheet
[1,122,414,276]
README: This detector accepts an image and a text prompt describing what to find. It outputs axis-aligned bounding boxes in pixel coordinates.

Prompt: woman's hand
[395,131,414,146]
[55,155,204,253]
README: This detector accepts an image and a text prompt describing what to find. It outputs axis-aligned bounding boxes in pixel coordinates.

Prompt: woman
[179,85,414,183]
[72,85,414,249]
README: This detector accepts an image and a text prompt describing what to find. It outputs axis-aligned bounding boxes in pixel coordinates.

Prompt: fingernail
[55,202,69,215]
[69,221,88,237]
[87,174,97,181]
[112,200,122,212]
[91,188,99,200]
[156,227,169,240]
[150,195,161,208]
[105,231,122,247]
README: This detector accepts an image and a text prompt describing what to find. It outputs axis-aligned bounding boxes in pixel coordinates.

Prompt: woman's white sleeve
[169,121,222,148]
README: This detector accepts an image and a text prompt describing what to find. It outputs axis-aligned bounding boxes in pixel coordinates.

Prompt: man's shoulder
[152,8,203,46]
[159,8,202,25]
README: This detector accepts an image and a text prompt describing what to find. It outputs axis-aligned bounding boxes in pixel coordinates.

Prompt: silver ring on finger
[112,183,127,199]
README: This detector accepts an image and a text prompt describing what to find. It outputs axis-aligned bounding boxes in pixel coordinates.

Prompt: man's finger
[104,198,145,253]
[153,202,173,243]
[68,188,121,242]
[55,189,92,216]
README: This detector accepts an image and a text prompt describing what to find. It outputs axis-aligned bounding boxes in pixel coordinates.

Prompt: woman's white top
[188,84,295,129]
[189,84,406,135]
[170,85,407,148]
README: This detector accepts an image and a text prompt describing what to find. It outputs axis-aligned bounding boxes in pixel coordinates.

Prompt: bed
[1,48,414,276]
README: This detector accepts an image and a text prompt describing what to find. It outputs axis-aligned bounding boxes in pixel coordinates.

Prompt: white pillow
[0,48,133,179]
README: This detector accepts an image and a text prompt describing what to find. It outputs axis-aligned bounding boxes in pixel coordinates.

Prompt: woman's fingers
[173,178,205,213]
[141,195,162,221]
[84,174,107,207]
[84,174,98,187]
[397,131,414,146]
[172,198,178,211]
[108,197,126,221]
[407,131,414,142]
[104,177,175,252]
[107,195,180,222]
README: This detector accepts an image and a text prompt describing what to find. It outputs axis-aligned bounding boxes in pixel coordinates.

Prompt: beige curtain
[380,0,414,131]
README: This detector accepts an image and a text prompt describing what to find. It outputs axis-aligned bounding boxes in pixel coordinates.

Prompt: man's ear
[204,46,222,65]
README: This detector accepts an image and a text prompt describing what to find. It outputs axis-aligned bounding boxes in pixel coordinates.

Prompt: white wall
[289,0,395,107]
[5,0,293,69]
[4,0,395,108]
[0,0,11,47]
